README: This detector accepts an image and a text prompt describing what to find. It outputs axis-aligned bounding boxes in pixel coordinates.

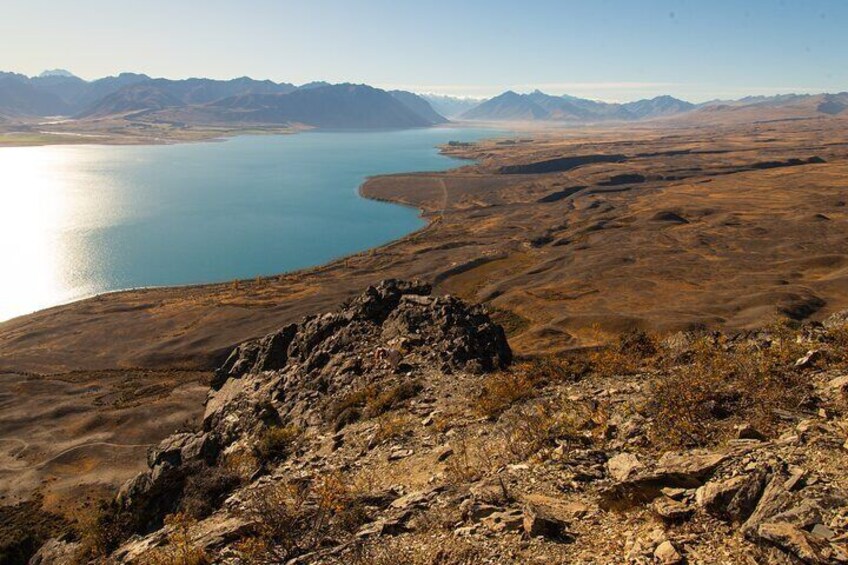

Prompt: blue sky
[2,0,845,102]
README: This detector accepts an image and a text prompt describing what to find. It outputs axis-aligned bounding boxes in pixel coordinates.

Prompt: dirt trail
[0,437,153,472]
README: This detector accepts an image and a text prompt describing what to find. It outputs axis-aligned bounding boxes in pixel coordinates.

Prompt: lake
[0,127,502,322]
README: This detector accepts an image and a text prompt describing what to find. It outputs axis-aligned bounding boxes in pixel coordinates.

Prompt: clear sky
[2,0,845,102]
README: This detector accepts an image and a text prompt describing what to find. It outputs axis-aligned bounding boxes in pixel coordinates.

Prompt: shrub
[646,334,808,447]
[363,380,423,418]
[238,473,368,562]
[77,500,135,559]
[476,371,536,418]
[497,401,588,463]
[179,465,242,520]
[520,354,592,385]
[142,512,210,565]
[255,425,302,463]
[590,329,660,378]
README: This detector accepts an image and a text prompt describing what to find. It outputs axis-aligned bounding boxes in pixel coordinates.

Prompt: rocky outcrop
[114,280,511,537]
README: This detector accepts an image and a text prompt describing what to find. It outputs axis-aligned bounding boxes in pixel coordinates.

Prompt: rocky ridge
[30,283,848,564]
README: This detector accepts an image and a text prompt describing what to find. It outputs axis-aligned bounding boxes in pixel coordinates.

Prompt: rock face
[115,280,511,534]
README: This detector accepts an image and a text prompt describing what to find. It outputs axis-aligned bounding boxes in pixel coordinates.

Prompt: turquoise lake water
[0,127,503,321]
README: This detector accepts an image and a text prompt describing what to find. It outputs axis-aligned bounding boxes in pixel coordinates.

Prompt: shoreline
[0,127,496,328]
[0,120,510,149]
[3,118,848,375]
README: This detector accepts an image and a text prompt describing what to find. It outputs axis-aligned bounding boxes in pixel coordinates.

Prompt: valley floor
[2,115,848,550]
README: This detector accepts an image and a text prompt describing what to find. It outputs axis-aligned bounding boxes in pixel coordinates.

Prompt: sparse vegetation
[475,370,536,418]
[142,512,210,565]
[0,498,71,565]
[363,380,423,418]
[645,325,809,447]
[372,411,415,444]
[236,473,369,563]
[589,329,660,378]
[179,465,241,520]
[255,424,303,463]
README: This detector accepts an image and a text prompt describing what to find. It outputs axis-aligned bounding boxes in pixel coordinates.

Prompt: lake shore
[3,117,848,374]
[0,120,305,147]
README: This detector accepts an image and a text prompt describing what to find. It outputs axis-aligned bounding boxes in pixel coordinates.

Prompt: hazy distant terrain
[0,71,446,129]
[3,70,846,137]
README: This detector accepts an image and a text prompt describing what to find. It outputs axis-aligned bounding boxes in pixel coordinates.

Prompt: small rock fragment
[654,540,683,564]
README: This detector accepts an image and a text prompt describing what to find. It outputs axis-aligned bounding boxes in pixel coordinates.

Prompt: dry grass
[475,371,536,419]
[372,411,416,444]
[589,329,660,378]
[447,401,589,486]
[646,326,809,448]
[327,380,422,431]
[363,380,423,418]
[236,473,369,563]
[347,536,484,565]
[141,513,210,565]
[255,424,302,463]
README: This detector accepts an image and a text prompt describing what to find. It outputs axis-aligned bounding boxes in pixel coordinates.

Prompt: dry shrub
[363,380,423,418]
[76,500,135,560]
[142,512,209,565]
[446,402,588,486]
[327,384,379,428]
[496,401,588,463]
[237,473,369,563]
[824,322,848,369]
[348,535,483,565]
[647,332,809,447]
[476,371,536,418]
[522,354,592,384]
[327,380,422,430]
[223,449,260,481]
[255,424,302,463]
[372,411,415,444]
[590,329,660,378]
[179,465,241,520]
[444,438,486,485]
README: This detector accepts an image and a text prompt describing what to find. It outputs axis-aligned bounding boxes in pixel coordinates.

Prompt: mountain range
[1,70,846,129]
[461,90,695,121]
[0,71,445,129]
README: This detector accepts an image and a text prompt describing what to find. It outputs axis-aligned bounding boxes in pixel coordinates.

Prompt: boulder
[520,495,586,539]
[481,508,524,533]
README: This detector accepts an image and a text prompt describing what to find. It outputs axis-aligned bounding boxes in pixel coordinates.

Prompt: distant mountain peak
[38,69,78,79]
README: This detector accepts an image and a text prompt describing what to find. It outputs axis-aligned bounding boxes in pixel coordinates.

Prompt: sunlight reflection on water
[0,128,503,322]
